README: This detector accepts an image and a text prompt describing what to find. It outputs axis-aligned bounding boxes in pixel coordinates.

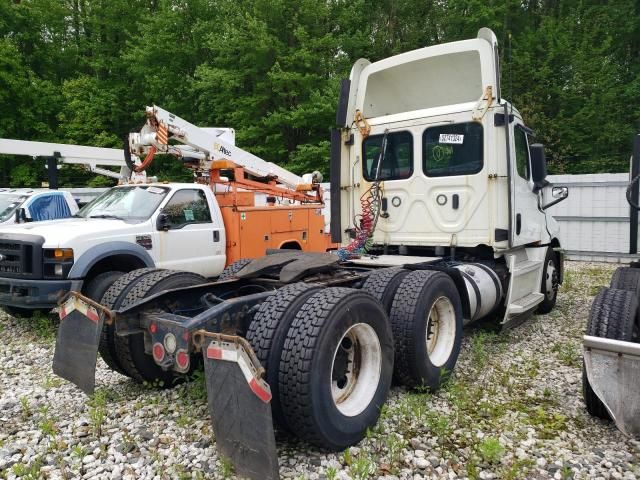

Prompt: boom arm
[0,139,134,180]
[129,106,310,191]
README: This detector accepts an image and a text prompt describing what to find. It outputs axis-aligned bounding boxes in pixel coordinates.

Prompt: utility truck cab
[333,27,567,325]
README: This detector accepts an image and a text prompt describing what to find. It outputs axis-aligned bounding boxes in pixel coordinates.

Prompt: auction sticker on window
[439,134,464,144]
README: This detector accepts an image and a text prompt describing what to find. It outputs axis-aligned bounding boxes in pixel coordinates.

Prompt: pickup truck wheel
[536,247,559,314]
[279,288,393,450]
[98,268,159,376]
[246,282,321,430]
[218,258,252,281]
[583,287,637,419]
[361,267,409,314]
[390,270,463,390]
[114,270,207,386]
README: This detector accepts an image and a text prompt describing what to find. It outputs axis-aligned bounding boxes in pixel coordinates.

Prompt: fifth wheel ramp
[583,335,640,436]
[197,332,279,480]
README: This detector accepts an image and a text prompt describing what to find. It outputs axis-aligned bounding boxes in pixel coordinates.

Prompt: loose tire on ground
[112,270,207,385]
[245,282,321,430]
[582,287,637,419]
[97,268,160,376]
[278,288,393,450]
[536,247,559,314]
[390,270,463,390]
[361,267,409,314]
[610,267,640,298]
[218,258,252,281]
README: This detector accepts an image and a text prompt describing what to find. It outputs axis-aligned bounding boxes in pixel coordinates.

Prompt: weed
[470,331,497,369]
[43,376,63,389]
[351,453,375,479]
[325,466,337,480]
[560,463,574,479]
[219,455,235,478]
[342,447,353,466]
[477,437,504,464]
[20,396,31,419]
[527,406,567,439]
[87,389,107,437]
[38,406,57,437]
[71,445,86,460]
[502,459,534,480]
[466,459,480,479]
[11,456,43,480]
[552,342,580,368]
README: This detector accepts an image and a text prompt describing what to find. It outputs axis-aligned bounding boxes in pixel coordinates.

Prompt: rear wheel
[390,270,463,390]
[98,268,159,375]
[278,288,393,450]
[536,247,559,314]
[218,258,252,281]
[583,287,637,419]
[113,270,207,385]
[245,282,321,430]
[361,267,409,314]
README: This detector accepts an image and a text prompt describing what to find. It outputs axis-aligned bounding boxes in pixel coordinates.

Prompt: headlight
[43,248,74,278]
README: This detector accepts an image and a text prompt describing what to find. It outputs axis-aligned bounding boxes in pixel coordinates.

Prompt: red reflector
[86,308,99,324]
[206,345,222,360]
[152,342,165,362]
[149,323,157,334]
[249,377,272,403]
[176,350,189,370]
[59,307,67,320]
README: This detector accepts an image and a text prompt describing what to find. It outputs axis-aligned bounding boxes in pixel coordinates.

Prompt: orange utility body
[206,162,335,265]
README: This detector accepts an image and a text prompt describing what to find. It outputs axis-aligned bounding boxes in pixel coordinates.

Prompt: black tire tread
[114,270,206,382]
[389,270,459,388]
[97,268,159,375]
[246,282,321,428]
[586,287,636,341]
[610,267,640,295]
[218,258,252,281]
[361,268,409,314]
[278,288,374,449]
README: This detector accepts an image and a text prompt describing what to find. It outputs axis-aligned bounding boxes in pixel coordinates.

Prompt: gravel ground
[1,261,639,480]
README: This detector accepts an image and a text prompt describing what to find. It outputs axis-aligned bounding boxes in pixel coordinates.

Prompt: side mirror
[530,143,549,192]
[14,208,28,223]
[542,186,569,210]
[156,212,170,231]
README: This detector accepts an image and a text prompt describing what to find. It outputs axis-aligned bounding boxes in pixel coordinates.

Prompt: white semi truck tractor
[52,28,568,479]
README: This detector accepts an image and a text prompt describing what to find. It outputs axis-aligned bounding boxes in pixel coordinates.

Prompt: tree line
[1,0,639,187]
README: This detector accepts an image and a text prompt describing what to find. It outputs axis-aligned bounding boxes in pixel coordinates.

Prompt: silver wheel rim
[425,296,456,368]
[545,260,557,299]
[330,323,382,417]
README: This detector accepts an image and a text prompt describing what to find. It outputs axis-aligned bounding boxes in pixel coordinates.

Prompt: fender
[68,241,155,279]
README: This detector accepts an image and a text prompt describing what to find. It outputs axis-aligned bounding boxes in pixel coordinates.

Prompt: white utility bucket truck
[583,134,640,436]
[52,29,568,479]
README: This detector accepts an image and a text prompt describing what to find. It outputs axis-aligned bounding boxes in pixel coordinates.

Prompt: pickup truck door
[152,187,226,277]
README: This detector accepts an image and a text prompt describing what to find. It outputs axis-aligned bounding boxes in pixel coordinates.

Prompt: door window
[362,131,413,181]
[423,122,483,176]
[514,126,530,180]
[163,189,212,228]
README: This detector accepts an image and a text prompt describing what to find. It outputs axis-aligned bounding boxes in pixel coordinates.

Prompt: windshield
[77,186,169,221]
[0,194,28,222]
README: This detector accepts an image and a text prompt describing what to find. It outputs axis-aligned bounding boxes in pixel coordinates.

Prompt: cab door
[510,123,545,246]
[153,188,226,277]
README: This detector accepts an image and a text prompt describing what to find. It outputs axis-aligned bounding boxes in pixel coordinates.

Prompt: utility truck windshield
[0,194,27,222]
[77,186,169,221]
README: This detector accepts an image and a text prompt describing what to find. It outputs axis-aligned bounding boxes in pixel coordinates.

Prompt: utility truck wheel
[218,258,252,281]
[582,287,637,419]
[390,270,462,390]
[98,268,159,376]
[536,248,559,314]
[279,288,393,450]
[246,282,321,430]
[362,267,409,314]
[113,270,207,385]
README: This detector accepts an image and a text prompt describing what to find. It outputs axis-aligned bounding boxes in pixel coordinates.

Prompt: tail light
[175,349,189,372]
[152,342,165,363]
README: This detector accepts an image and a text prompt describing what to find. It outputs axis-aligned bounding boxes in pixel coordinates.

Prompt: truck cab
[0,183,227,311]
[332,28,567,324]
[0,189,79,225]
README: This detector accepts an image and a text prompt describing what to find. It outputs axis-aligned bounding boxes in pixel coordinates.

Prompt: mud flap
[198,332,279,480]
[584,335,640,436]
[52,293,112,395]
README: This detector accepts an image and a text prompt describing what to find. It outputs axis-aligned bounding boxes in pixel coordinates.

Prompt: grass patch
[477,437,505,464]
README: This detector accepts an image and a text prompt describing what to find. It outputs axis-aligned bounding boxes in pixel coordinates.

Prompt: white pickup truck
[0,189,80,225]
[0,183,231,314]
